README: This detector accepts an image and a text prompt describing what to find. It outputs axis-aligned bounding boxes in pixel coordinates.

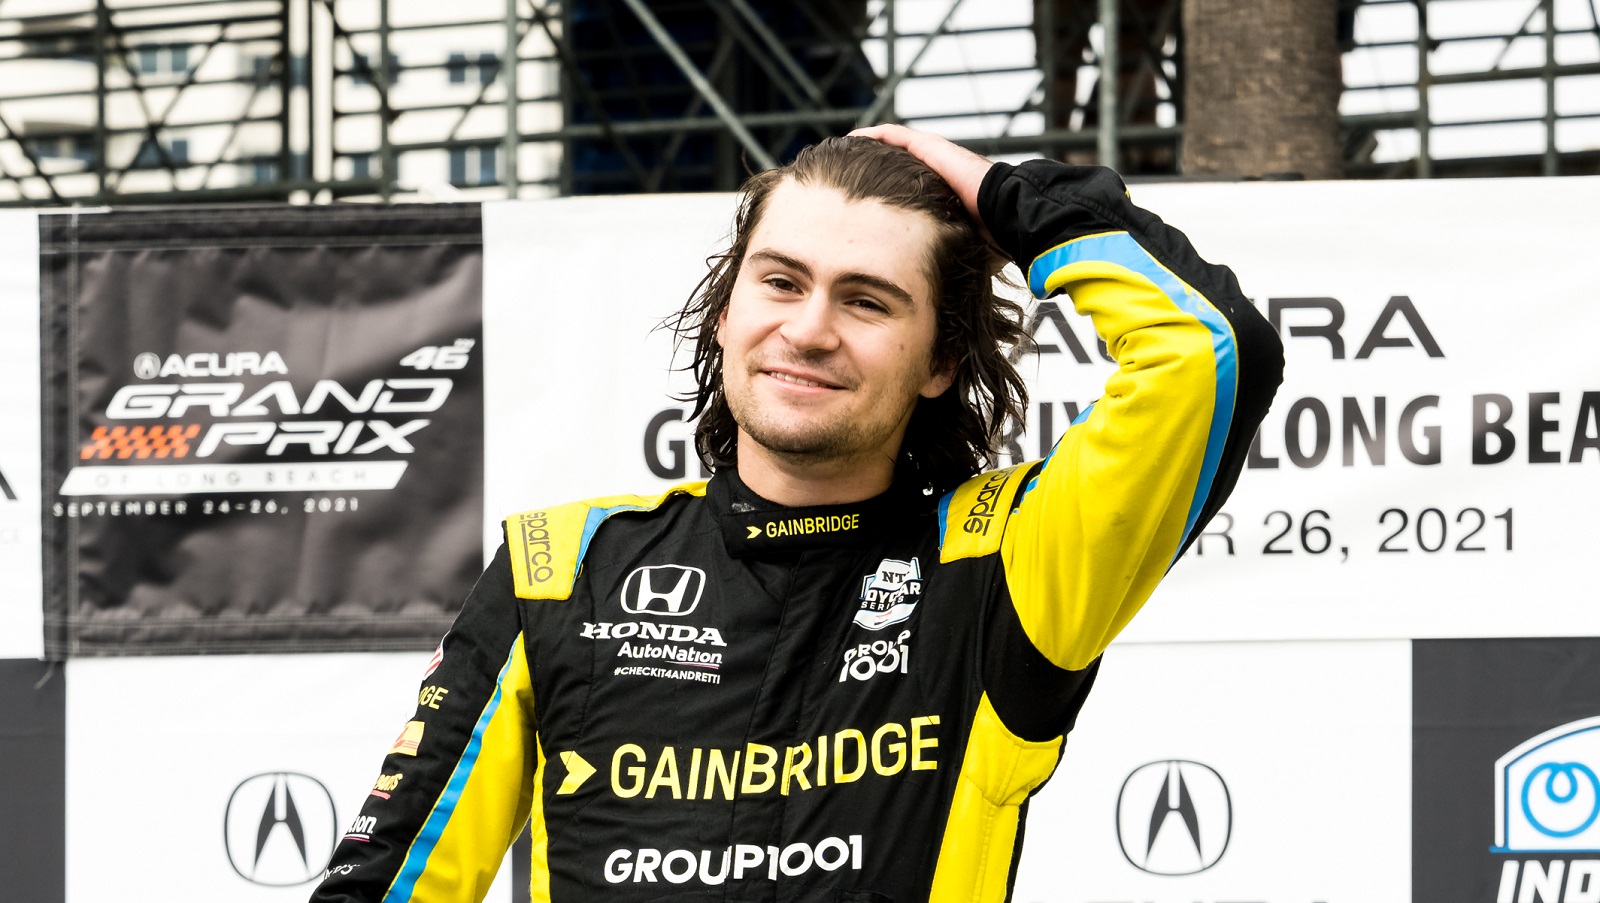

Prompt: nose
[776,288,841,354]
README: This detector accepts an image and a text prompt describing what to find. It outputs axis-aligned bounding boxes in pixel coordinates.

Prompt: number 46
[400,338,476,370]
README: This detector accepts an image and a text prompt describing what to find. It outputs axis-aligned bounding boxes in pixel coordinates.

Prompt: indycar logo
[1494,715,1600,853]
[1491,715,1600,903]
[852,558,922,630]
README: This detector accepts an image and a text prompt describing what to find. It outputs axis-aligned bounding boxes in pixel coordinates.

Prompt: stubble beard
[724,365,921,467]
[728,388,868,463]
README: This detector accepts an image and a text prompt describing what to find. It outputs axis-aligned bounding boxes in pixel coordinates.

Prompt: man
[312,125,1282,903]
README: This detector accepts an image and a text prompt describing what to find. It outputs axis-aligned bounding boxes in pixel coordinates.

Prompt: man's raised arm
[856,122,1282,679]
[978,157,1283,676]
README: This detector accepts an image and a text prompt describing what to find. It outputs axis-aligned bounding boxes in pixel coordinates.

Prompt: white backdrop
[64,653,520,903]
[483,176,1600,641]
[1134,177,1600,642]
[0,210,41,659]
[481,194,735,556]
[1012,639,1413,902]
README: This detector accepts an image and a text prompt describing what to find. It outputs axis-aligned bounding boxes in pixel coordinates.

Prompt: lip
[760,366,845,391]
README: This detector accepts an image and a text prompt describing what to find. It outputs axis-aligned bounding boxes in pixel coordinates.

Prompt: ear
[918,358,956,399]
[715,304,728,348]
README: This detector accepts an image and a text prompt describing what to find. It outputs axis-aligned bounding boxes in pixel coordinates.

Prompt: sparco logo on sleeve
[620,565,706,616]
[223,772,338,887]
[1115,759,1232,876]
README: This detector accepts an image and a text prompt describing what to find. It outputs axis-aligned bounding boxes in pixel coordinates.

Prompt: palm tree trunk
[1182,0,1343,179]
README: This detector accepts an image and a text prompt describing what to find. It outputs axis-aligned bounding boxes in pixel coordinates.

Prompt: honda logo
[223,772,338,886]
[619,565,705,616]
[1115,760,1232,875]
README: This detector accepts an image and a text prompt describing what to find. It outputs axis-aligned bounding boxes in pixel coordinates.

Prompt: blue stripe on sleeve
[1027,233,1238,558]
[935,490,954,547]
[383,649,516,903]
[577,507,612,563]
[577,489,702,565]
[1015,401,1093,506]
[578,501,657,563]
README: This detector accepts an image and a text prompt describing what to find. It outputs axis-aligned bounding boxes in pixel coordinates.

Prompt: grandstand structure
[0,0,1595,206]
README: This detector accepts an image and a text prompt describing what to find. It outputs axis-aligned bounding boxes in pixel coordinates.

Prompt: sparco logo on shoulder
[224,772,338,886]
[621,565,705,616]
[1115,759,1232,876]
[963,470,1009,535]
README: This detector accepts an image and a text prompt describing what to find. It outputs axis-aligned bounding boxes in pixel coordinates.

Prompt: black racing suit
[311,159,1283,903]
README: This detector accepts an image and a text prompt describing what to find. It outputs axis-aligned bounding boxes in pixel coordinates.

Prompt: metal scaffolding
[0,0,1594,207]
[1343,0,1600,177]
[0,0,311,204]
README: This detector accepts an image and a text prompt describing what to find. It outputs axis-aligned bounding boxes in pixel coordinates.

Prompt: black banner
[40,205,484,656]
[0,659,64,903]
[1414,638,1600,903]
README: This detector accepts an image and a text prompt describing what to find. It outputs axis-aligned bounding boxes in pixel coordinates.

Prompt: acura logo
[224,772,338,886]
[620,565,705,616]
[133,352,160,380]
[1115,760,1232,875]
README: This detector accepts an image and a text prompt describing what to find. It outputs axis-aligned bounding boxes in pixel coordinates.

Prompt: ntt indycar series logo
[1492,716,1600,903]
[852,558,923,630]
[58,341,473,498]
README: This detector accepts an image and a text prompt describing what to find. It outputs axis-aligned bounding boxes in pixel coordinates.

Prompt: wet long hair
[668,136,1029,496]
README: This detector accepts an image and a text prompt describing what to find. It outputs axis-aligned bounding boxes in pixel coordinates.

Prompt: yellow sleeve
[384,633,539,902]
[312,545,541,903]
[1001,232,1245,671]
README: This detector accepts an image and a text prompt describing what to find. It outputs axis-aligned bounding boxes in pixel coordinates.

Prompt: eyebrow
[746,249,916,310]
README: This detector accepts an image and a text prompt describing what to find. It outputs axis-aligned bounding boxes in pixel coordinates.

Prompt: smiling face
[716,179,954,473]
